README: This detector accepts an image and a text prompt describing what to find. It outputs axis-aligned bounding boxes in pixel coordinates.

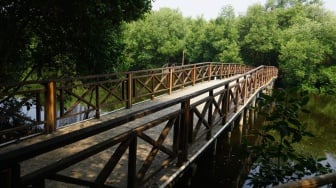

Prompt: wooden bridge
[0,63,278,188]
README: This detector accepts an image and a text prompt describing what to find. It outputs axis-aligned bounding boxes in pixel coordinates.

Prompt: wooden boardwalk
[0,65,278,188]
[1,80,228,187]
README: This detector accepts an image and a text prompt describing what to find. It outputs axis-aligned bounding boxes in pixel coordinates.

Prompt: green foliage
[0,0,152,82]
[247,88,332,187]
[121,8,187,70]
[239,4,280,66]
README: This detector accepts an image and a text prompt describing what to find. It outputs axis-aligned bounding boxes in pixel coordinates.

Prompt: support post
[36,93,41,123]
[207,90,213,140]
[177,99,190,167]
[45,81,56,134]
[95,85,100,118]
[0,163,20,188]
[222,84,230,124]
[127,73,132,109]
[128,135,137,188]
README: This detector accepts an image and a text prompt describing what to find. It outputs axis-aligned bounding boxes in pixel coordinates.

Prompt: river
[174,94,336,187]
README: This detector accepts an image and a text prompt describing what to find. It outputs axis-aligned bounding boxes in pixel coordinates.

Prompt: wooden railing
[275,172,336,187]
[0,64,278,188]
[0,63,254,145]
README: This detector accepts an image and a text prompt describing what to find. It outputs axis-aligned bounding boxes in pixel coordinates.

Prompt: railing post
[222,83,230,124]
[192,65,196,86]
[0,163,20,188]
[59,87,64,117]
[128,134,137,188]
[169,67,173,95]
[127,73,132,109]
[151,71,155,100]
[36,93,41,123]
[234,79,239,112]
[228,64,231,77]
[208,63,212,81]
[242,75,247,104]
[220,64,224,79]
[207,90,213,140]
[45,80,56,134]
[177,99,190,167]
[181,66,185,89]
[95,85,100,118]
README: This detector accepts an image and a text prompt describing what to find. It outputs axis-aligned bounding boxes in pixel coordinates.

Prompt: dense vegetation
[0,0,152,82]
[121,0,336,94]
[1,0,335,94]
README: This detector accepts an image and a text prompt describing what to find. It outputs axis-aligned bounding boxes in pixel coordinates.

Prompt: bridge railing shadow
[0,64,278,188]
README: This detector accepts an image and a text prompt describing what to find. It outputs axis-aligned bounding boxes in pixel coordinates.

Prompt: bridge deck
[2,79,234,187]
[0,64,278,188]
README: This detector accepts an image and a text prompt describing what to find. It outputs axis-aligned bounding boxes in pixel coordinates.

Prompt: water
[174,94,336,187]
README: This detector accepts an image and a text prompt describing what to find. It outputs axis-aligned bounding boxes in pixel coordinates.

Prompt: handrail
[274,172,336,188]
[0,62,262,145]
[0,64,278,187]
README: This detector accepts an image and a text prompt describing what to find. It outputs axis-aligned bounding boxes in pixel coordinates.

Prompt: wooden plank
[20,132,130,186]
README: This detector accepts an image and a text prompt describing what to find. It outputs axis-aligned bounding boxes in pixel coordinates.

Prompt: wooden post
[207,90,213,140]
[208,63,212,81]
[192,65,196,86]
[173,118,180,154]
[234,80,239,112]
[220,64,223,79]
[45,81,56,134]
[151,71,155,99]
[59,87,64,117]
[95,85,100,118]
[169,68,173,95]
[128,135,137,188]
[127,73,132,109]
[181,67,185,89]
[36,93,41,123]
[0,163,20,188]
[222,84,230,124]
[238,110,244,145]
[177,99,190,167]
[242,75,247,105]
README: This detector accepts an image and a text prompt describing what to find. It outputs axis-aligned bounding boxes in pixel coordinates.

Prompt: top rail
[0,62,276,145]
